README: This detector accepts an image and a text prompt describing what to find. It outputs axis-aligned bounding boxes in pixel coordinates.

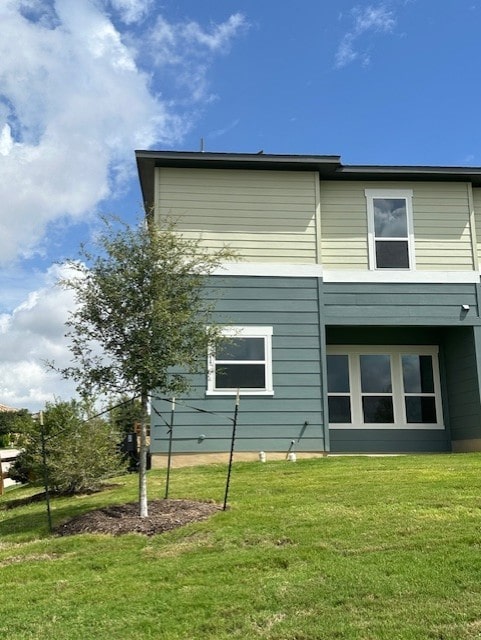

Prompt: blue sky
[1,0,480,409]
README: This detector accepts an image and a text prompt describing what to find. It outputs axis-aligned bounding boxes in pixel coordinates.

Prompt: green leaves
[10,399,126,494]
[58,215,233,398]
[56,214,234,515]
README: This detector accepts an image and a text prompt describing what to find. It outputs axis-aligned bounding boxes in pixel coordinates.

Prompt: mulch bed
[54,499,222,537]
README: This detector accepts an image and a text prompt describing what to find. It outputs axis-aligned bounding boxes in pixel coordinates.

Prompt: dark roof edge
[135,150,342,164]
[135,150,342,178]
[340,164,481,177]
[135,150,481,207]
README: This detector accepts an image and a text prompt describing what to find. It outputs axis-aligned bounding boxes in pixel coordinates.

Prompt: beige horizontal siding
[320,181,369,269]
[413,183,473,270]
[320,181,475,271]
[156,167,318,263]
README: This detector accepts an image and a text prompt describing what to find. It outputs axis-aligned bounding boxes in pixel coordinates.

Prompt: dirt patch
[54,499,222,537]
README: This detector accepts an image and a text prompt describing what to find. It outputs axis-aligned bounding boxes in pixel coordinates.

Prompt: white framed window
[327,345,443,429]
[365,189,415,270]
[207,326,274,396]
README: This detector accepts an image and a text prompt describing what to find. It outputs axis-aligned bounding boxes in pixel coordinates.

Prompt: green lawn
[2,454,481,639]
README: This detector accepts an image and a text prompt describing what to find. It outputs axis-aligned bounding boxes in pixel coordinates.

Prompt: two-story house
[136,150,481,462]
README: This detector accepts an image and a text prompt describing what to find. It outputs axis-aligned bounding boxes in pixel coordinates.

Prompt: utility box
[120,433,138,472]
[120,434,151,472]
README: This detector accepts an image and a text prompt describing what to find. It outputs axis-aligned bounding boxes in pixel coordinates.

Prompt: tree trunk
[139,391,149,517]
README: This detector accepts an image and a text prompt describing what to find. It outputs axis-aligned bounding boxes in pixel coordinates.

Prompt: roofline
[340,164,481,179]
[135,150,481,209]
[135,150,342,168]
[135,151,342,209]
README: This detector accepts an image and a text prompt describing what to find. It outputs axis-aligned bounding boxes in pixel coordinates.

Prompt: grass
[2,455,481,639]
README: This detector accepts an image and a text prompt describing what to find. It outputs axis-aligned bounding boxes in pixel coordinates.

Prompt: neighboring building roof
[135,149,481,210]
[0,404,18,413]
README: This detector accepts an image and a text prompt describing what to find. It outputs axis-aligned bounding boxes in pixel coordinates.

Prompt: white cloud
[335,37,358,68]
[0,1,247,263]
[182,13,247,52]
[149,12,247,58]
[0,265,77,411]
[208,119,241,139]
[335,4,396,68]
[0,1,247,408]
[353,5,396,32]
[107,0,153,25]
[0,124,13,156]
[147,12,248,102]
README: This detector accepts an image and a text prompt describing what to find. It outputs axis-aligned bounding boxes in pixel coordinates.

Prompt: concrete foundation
[451,439,481,453]
[151,451,328,468]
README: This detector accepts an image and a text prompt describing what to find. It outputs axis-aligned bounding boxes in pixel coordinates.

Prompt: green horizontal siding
[330,430,450,453]
[443,327,481,441]
[323,282,479,325]
[150,277,481,455]
[150,276,325,454]
[325,293,477,306]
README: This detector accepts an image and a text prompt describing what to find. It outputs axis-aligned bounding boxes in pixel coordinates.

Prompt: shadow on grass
[0,486,132,540]
[0,508,53,538]
[1,491,47,510]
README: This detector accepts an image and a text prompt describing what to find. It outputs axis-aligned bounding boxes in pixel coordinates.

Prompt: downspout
[467,182,479,273]
[467,182,481,319]
[318,279,330,453]
[315,174,330,453]
[467,183,481,452]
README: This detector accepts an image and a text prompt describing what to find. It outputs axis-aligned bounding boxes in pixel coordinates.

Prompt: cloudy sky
[1,0,481,410]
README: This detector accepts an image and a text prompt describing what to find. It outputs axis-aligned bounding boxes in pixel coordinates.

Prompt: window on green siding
[327,346,443,429]
[327,354,351,423]
[365,190,415,270]
[402,355,437,423]
[207,326,274,396]
[360,354,394,423]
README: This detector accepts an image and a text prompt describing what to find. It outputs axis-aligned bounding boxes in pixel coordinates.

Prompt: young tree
[58,216,232,516]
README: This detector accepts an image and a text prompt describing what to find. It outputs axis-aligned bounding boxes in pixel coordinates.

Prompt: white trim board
[212,262,479,283]
[212,262,324,277]
[323,269,480,283]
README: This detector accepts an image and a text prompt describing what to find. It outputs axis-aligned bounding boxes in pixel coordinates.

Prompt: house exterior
[136,150,481,461]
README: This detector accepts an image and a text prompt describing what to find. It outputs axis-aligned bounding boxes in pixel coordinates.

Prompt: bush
[0,433,10,448]
[0,408,32,448]
[10,399,126,494]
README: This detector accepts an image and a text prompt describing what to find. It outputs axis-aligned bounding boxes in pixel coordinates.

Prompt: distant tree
[109,396,144,436]
[0,409,31,448]
[10,399,125,494]
[58,216,233,516]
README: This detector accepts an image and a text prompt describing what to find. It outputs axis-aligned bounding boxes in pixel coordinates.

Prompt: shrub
[0,408,32,448]
[10,400,126,494]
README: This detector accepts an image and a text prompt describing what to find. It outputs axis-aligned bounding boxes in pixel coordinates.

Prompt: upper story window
[207,326,274,396]
[365,189,415,270]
